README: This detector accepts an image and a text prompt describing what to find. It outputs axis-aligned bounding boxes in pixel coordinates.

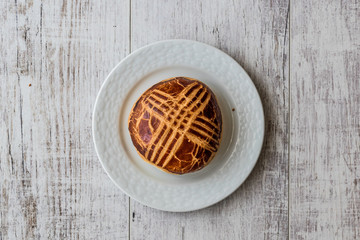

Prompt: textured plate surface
[92,40,264,212]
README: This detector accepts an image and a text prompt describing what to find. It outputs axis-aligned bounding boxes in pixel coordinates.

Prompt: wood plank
[130,0,289,239]
[0,0,130,239]
[290,0,360,239]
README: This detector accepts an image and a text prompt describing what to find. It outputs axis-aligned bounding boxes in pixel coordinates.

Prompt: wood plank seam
[129,0,132,240]
[288,0,291,239]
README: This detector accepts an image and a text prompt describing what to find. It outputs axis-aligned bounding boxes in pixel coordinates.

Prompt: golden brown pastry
[128,77,222,174]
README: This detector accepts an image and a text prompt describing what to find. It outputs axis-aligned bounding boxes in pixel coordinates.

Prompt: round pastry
[128,77,222,174]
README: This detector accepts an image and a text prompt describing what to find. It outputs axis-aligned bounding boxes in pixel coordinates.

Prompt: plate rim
[92,39,265,212]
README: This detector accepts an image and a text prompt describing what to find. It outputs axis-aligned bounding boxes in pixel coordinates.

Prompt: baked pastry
[128,77,222,174]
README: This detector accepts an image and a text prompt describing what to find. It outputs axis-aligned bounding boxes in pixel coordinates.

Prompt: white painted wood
[130,0,289,239]
[2,0,359,239]
[290,0,360,239]
[0,0,130,239]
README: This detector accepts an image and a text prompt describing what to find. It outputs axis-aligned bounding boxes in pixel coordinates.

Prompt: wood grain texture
[0,0,130,239]
[2,0,359,239]
[290,0,360,239]
[130,0,289,239]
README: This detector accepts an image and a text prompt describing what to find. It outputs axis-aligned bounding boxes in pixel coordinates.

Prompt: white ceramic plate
[92,40,264,212]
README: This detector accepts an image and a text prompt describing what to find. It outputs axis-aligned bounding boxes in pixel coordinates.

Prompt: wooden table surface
[1,0,359,239]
